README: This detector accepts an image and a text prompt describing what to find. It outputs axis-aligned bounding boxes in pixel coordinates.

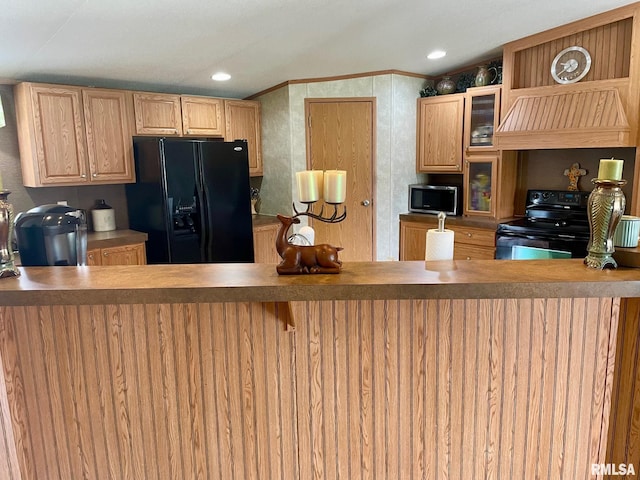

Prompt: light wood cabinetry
[181,96,225,137]
[14,83,135,187]
[416,86,500,173]
[86,242,146,265]
[225,99,263,176]
[82,88,135,183]
[463,85,501,154]
[253,222,280,263]
[416,95,464,172]
[417,85,517,219]
[132,93,227,138]
[133,92,183,135]
[399,219,495,260]
[132,94,263,176]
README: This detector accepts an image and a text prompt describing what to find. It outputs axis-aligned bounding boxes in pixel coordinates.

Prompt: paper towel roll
[425,229,454,261]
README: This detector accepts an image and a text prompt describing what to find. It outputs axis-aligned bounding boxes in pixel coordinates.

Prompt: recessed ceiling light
[211,72,231,81]
[427,50,446,60]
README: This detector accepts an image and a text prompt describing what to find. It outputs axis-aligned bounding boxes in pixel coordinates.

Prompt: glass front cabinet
[464,156,497,217]
[462,85,505,218]
[464,85,501,154]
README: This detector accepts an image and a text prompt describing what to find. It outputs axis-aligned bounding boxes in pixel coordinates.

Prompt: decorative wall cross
[563,162,587,191]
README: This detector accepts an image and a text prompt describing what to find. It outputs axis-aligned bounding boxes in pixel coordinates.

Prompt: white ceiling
[1,0,637,99]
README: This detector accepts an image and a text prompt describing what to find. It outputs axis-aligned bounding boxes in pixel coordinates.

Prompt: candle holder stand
[0,191,20,279]
[584,179,626,270]
[275,202,346,275]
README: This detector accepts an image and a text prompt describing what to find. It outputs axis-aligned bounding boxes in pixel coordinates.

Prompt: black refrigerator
[126,137,254,264]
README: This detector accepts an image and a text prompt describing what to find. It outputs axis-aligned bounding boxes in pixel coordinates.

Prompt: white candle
[296,170,319,203]
[598,158,624,181]
[311,170,324,201]
[323,170,347,204]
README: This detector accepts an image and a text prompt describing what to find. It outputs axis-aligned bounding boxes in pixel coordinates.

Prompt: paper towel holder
[425,211,455,262]
[437,211,446,231]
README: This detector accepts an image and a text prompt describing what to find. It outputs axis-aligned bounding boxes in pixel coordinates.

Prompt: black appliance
[496,189,591,259]
[408,184,461,216]
[15,204,88,266]
[126,138,254,264]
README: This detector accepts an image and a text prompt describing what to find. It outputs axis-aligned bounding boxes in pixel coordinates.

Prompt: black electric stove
[496,190,591,259]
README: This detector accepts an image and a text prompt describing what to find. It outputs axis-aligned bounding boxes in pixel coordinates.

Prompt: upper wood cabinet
[14,83,135,187]
[416,95,464,173]
[463,85,501,154]
[417,86,502,173]
[133,92,183,135]
[224,99,263,176]
[133,93,226,138]
[181,96,225,137]
[83,88,135,183]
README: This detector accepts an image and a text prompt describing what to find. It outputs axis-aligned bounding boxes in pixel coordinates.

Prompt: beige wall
[257,73,428,261]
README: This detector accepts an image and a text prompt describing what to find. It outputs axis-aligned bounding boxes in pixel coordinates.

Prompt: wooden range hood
[496,86,631,149]
[495,3,640,150]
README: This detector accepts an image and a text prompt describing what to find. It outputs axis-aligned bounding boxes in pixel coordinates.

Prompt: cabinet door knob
[81,174,87,178]
[361,199,371,207]
[103,252,109,256]
[92,173,97,177]
[467,233,472,237]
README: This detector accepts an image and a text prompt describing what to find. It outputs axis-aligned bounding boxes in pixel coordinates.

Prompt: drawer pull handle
[467,233,472,237]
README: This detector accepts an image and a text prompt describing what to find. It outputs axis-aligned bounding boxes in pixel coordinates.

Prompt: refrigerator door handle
[197,161,210,262]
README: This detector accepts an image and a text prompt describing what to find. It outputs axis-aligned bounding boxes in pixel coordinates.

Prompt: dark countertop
[1,259,639,306]
[87,229,148,249]
[252,214,280,227]
[400,212,519,229]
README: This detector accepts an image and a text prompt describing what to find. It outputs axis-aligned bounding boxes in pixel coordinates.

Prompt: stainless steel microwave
[408,184,461,215]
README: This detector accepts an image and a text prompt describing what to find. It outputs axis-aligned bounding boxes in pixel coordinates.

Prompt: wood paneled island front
[0,260,638,479]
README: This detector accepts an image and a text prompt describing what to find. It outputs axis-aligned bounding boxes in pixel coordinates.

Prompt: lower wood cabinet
[399,219,495,260]
[253,222,281,263]
[87,242,147,265]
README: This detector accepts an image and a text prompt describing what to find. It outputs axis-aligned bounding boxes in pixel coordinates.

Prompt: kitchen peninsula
[0,260,637,479]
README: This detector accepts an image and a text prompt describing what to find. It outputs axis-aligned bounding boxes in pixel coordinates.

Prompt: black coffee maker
[15,204,87,266]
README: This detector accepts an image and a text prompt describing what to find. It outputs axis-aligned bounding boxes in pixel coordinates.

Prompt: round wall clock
[550,46,592,84]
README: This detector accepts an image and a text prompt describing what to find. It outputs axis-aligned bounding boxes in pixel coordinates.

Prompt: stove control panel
[527,190,590,208]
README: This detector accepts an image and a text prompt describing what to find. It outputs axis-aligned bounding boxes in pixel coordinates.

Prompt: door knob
[361,199,371,207]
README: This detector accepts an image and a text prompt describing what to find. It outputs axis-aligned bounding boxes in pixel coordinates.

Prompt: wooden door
[224,100,262,176]
[83,88,135,183]
[306,99,374,261]
[181,96,225,137]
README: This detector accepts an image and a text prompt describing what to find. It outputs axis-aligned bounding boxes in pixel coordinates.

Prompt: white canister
[614,215,640,248]
[91,199,116,232]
